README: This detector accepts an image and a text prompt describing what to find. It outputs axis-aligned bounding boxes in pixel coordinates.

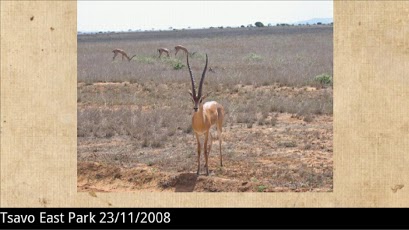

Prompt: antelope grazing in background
[112,49,136,62]
[175,45,189,57]
[157,48,170,58]
[186,54,225,176]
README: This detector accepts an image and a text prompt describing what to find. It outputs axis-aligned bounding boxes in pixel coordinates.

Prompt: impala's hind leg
[217,126,222,167]
[217,107,224,167]
[207,132,213,157]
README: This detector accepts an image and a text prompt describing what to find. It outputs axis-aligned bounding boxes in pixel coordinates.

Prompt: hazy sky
[78,1,333,32]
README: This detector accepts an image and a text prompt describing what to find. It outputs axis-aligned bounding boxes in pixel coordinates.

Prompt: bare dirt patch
[78,83,332,192]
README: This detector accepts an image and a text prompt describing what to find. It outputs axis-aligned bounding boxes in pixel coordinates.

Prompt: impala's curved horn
[187,54,196,99]
[198,54,208,98]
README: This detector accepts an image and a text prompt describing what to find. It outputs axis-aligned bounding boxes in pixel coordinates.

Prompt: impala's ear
[202,92,211,99]
[188,91,195,102]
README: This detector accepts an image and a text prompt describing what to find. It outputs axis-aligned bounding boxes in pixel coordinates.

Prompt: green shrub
[173,62,185,70]
[257,185,267,192]
[314,74,332,85]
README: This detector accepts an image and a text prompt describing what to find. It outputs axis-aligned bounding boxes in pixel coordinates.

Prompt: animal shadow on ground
[175,173,198,192]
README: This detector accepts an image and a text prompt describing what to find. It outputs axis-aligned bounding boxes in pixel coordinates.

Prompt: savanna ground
[78,26,333,192]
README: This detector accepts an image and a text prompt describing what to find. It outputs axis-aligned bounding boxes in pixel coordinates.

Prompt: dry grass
[78,26,332,87]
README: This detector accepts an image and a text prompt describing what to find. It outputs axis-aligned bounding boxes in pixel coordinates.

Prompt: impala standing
[112,49,136,62]
[174,45,189,57]
[157,48,170,58]
[186,54,225,176]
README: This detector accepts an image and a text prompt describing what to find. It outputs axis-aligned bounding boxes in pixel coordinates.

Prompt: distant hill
[295,18,333,25]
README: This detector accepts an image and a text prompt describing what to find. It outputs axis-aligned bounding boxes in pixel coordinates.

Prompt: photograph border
[1,1,408,207]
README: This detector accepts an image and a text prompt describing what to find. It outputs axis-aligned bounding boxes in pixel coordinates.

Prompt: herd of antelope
[112,45,190,61]
[158,45,189,58]
[111,45,224,176]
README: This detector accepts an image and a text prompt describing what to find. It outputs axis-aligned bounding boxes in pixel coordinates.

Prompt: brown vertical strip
[0,1,77,207]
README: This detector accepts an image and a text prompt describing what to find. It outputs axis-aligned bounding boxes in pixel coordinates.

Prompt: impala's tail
[217,107,224,133]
